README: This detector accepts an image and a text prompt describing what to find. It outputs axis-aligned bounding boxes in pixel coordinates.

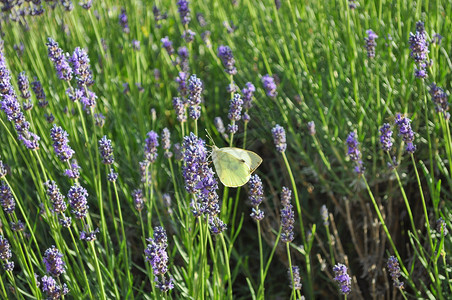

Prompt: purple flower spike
[175,72,189,97]
[162,128,173,159]
[0,235,13,271]
[44,181,67,214]
[364,29,378,58]
[280,187,295,243]
[429,83,449,120]
[379,123,393,152]
[272,124,287,153]
[98,136,114,165]
[144,131,159,163]
[132,189,145,212]
[217,45,237,75]
[248,175,264,221]
[346,131,364,174]
[436,217,448,236]
[161,37,175,56]
[262,74,277,98]
[288,266,302,290]
[188,74,202,120]
[333,263,351,295]
[395,114,416,154]
[43,246,66,277]
[119,8,130,33]
[320,205,329,226]
[41,275,69,299]
[173,97,187,123]
[50,125,75,162]
[67,184,89,219]
[242,82,256,110]
[46,38,73,81]
[387,256,404,289]
[409,21,430,78]
[69,47,93,87]
[17,72,31,99]
[0,182,15,214]
[31,78,47,107]
[177,0,191,25]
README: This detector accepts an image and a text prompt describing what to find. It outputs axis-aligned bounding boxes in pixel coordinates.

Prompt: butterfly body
[211,145,263,187]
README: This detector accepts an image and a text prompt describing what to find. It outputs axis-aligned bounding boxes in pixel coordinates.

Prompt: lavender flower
[242,82,256,110]
[307,121,316,135]
[320,205,329,226]
[50,125,75,162]
[43,246,65,277]
[132,189,145,212]
[98,136,114,165]
[22,99,33,111]
[67,184,89,219]
[436,217,448,236]
[0,235,13,271]
[262,74,277,98]
[174,143,183,161]
[41,275,69,299]
[45,113,55,123]
[132,40,140,51]
[395,114,416,153]
[349,0,357,9]
[107,169,118,182]
[94,113,105,127]
[46,38,73,81]
[145,227,174,291]
[31,78,47,107]
[69,47,93,87]
[175,72,189,98]
[161,37,175,56]
[346,131,364,174]
[182,29,196,43]
[139,160,150,183]
[178,47,189,73]
[0,182,15,214]
[80,228,99,241]
[217,45,237,75]
[172,97,187,123]
[119,8,130,33]
[387,256,404,289]
[182,133,208,194]
[144,131,159,163]
[59,216,72,228]
[409,21,429,78]
[272,124,287,153]
[17,72,31,99]
[187,74,202,120]
[0,160,7,179]
[280,187,295,243]
[79,88,97,111]
[288,266,302,290]
[227,93,243,134]
[197,12,207,27]
[275,0,281,9]
[177,0,190,25]
[364,29,378,58]
[227,82,238,94]
[44,181,67,214]
[64,160,81,179]
[162,128,173,158]
[429,83,449,120]
[248,175,264,221]
[432,33,443,45]
[10,220,25,232]
[333,263,351,295]
[201,31,212,48]
[379,123,393,152]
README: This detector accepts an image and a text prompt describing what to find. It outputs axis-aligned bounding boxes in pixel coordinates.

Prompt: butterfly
[211,145,263,187]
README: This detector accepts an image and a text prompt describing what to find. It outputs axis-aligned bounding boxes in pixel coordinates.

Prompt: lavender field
[0,0,451,299]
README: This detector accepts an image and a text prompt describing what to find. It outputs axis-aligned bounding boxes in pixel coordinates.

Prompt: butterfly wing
[219,147,263,174]
[212,148,252,187]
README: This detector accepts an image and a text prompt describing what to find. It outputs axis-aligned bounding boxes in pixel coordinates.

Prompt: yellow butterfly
[211,145,263,187]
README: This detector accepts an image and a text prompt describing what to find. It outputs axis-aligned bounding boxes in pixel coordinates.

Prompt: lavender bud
[429,83,449,118]
[119,8,130,33]
[379,123,393,152]
[349,0,357,9]
[172,97,187,123]
[228,93,243,122]
[133,189,145,212]
[197,13,207,27]
[132,40,140,51]
[436,217,448,236]
[144,131,159,163]
[182,29,196,43]
[69,47,93,87]
[333,263,351,295]
[17,72,31,99]
[346,131,364,174]
[280,187,295,243]
[98,136,114,165]
[395,114,416,154]
[387,256,404,289]
[364,29,378,58]
[44,181,67,214]
[248,175,264,221]
[161,37,174,56]
[41,275,69,299]
[94,113,105,127]
[0,235,12,261]
[46,38,73,81]
[43,246,65,277]
[261,74,277,98]
[80,228,99,241]
[409,21,429,78]
[0,160,7,179]
[177,0,190,25]
[10,220,25,232]
[188,74,202,120]
[59,216,72,228]
[242,82,255,110]
[174,143,183,161]
[0,182,15,214]
[271,124,287,152]
[217,45,237,75]
[107,169,118,182]
[307,121,316,135]
[67,184,89,219]
[288,266,302,290]
[162,128,173,158]
[50,125,74,162]
[432,33,443,45]
[64,161,81,179]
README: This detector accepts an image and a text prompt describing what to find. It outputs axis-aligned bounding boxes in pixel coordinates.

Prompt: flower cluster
[364,29,378,58]
[0,235,14,271]
[409,21,430,78]
[0,160,7,179]
[31,78,48,108]
[217,45,237,75]
[144,226,174,292]
[248,175,264,221]
[161,128,173,158]
[0,182,15,214]
[182,29,196,43]
[46,38,73,81]
[379,123,393,152]
[161,37,175,56]
[64,160,81,179]
[172,97,186,123]
[333,263,351,295]
[70,47,94,87]
[429,83,449,120]
[387,256,404,289]
[178,47,189,73]
[288,266,302,290]
[175,71,189,98]
[280,187,295,243]
[43,246,66,277]
[395,114,416,154]
[0,50,40,150]
[98,136,115,165]
[262,74,277,98]
[44,180,67,214]
[132,189,145,212]
[153,5,168,28]
[41,275,69,299]
[119,8,130,33]
[144,131,159,163]
[227,93,243,134]
[272,124,287,153]
[346,131,364,174]
[188,74,202,120]
[177,0,190,25]
[50,125,75,162]
[242,82,255,121]
[67,184,89,220]
[17,71,31,100]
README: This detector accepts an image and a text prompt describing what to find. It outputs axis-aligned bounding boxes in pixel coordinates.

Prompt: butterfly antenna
[205,129,215,147]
